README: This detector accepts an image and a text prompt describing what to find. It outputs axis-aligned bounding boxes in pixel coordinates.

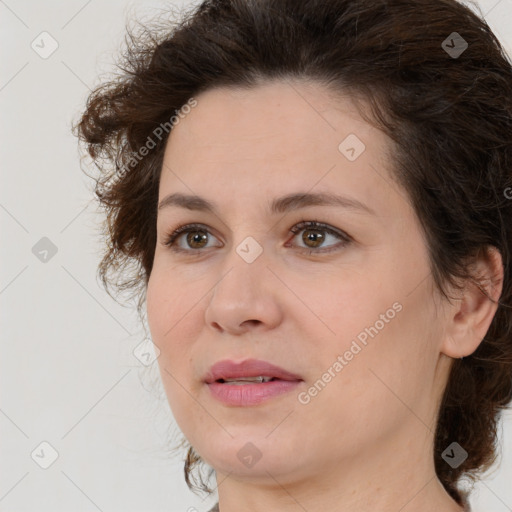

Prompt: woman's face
[146,80,454,487]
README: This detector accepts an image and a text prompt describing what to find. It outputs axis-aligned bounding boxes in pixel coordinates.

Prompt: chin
[200,436,301,477]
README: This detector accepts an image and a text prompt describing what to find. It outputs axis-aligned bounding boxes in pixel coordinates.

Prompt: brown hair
[73,0,512,504]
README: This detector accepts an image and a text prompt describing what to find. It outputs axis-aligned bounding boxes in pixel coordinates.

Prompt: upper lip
[204,358,303,383]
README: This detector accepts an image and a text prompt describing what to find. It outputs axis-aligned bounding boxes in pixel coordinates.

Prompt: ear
[442,246,504,358]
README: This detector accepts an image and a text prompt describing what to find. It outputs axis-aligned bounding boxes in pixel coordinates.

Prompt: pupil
[304,229,324,247]
[188,231,207,248]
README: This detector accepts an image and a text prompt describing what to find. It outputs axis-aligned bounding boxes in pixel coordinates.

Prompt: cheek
[146,268,189,341]
[146,275,186,387]
[146,271,202,378]
[146,277,196,421]
[146,277,169,342]
[299,263,431,392]
[291,268,388,348]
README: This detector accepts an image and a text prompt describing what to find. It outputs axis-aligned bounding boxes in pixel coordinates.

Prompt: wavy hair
[72,0,512,504]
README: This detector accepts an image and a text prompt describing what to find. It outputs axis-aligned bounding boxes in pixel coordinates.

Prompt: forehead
[165,80,377,155]
[159,80,403,218]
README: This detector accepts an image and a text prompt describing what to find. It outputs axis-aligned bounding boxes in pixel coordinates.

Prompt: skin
[146,79,503,512]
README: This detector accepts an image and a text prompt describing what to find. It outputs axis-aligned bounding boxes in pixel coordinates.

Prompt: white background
[1,1,511,511]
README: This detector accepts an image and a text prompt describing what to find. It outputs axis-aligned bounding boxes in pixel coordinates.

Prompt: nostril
[243,320,262,328]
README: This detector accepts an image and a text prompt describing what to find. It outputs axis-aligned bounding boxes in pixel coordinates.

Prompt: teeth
[222,376,274,384]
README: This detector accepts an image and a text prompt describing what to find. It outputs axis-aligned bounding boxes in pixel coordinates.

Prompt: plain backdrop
[1,0,511,511]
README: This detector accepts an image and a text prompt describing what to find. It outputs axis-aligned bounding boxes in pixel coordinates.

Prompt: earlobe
[442,246,504,359]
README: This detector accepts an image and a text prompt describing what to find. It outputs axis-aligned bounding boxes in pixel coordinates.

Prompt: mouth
[215,376,282,384]
[203,358,303,384]
[204,359,303,406]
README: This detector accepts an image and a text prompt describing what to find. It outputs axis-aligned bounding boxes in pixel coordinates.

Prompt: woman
[73,0,512,510]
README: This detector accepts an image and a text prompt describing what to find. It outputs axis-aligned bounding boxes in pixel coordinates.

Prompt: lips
[203,358,303,384]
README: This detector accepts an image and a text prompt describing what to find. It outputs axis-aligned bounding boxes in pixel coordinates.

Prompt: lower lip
[207,380,302,406]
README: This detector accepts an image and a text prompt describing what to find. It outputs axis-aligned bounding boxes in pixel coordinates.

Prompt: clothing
[207,499,472,511]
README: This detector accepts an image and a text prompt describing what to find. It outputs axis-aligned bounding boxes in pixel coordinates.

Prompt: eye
[163,223,221,254]
[287,220,351,254]
[162,220,352,255]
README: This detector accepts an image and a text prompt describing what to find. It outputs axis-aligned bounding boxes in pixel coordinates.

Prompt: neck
[212,425,465,512]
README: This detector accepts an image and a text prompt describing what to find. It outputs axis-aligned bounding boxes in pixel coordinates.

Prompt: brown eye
[162,220,351,255]
[288,220,351,253]
[163,223,221,253]
[185,230,209,249]
[300,228,325,248]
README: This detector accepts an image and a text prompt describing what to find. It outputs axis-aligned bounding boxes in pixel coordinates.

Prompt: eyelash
[162,220,352,256]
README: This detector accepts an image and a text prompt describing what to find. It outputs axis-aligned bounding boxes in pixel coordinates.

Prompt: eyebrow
[157,191,376,216]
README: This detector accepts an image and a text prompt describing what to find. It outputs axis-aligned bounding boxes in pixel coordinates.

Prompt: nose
[204,245,284,335]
